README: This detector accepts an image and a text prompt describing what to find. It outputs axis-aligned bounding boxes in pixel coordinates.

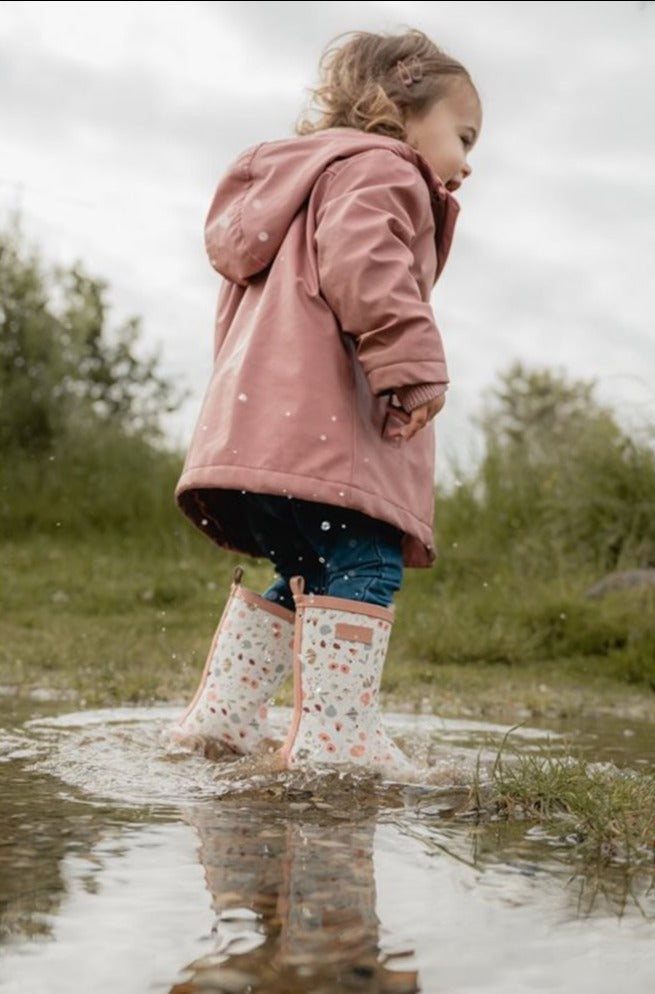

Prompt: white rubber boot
[280,578,415,779]
[169,568,294,755]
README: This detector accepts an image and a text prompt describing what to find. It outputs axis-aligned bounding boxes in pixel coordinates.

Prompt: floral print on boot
[169,568,294,756]
[281,578,415,779]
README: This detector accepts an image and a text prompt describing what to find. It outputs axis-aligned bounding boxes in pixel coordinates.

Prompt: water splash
[5,705,568,811]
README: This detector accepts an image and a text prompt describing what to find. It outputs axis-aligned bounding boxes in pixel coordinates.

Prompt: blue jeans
[240,494,403,610]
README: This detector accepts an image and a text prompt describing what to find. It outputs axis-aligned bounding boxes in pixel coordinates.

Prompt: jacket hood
[204,129,460,286]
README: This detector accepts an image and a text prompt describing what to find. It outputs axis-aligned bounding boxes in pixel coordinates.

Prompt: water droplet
[320,521,331,531]
[241,490,246,495]
[341,523,347,529]
[201,424,208,431]
[232,449,238,454]
[318,556,326,564]
[319,434,327,441]
[338,491,345,497]
[330,415,337,422]
[201,518,208,526]
[284,411,291,417]
[343,574,349,581]
[218,211,230,228]
[258,231,269,242]
[252,198,263,208]
[238,392,248,402]
[269,550,276,556]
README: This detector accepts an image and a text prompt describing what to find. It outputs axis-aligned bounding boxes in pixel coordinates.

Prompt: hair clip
[396,57,423,87]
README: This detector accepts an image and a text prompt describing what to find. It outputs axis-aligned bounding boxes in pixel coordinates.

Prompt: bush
[437,364,655,576]
[0,220,188,547]
[1,423,186,545]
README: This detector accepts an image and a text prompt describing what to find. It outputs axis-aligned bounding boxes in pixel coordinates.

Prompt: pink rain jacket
[176,129,460,566]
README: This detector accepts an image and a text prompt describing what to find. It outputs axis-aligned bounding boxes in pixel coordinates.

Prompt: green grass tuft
[482,742,655,869]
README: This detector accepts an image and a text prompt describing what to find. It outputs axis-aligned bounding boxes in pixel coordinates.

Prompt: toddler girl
[170,28,481,777]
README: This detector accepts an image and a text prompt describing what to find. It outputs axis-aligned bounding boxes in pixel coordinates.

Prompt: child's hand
[388,395,446,442]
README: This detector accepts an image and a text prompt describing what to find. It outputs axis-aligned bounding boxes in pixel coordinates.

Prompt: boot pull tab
[232,566,244,586]
[289,575,305,599]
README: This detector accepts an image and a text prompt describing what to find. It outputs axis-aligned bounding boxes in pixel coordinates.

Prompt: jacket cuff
[395,382,448,412]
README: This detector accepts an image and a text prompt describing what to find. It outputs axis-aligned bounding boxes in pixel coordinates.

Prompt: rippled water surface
[1,696,654,994]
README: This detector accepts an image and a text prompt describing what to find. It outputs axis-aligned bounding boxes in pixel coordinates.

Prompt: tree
[0,221,183,452]
[481,362,619,460]
[476,363,655,569]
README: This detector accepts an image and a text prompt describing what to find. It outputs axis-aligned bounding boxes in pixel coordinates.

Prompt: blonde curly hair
[296,29,477,140]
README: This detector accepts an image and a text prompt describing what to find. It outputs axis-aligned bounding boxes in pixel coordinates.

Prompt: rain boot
[280,577,415,778]
[169,568,294,755]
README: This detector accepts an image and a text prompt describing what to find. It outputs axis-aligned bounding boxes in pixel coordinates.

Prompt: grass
[385,568,655,720]
[468,734,655,878]
[3,531,655,725]
[1,532,248,706]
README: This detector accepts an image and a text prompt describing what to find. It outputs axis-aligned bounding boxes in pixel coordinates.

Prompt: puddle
[1,698,654,994]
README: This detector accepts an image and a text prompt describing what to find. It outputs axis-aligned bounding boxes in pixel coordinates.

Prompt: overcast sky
[1,0,654,474]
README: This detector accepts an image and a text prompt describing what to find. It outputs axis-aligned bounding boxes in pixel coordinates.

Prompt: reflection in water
[173,799,420,994]
[2,701,655,994]
[0,761,102,943]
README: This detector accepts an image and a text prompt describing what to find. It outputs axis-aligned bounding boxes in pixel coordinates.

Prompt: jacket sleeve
[314,150,449,397]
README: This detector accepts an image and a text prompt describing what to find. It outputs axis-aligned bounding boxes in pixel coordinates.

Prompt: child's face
[404,79,481,192]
